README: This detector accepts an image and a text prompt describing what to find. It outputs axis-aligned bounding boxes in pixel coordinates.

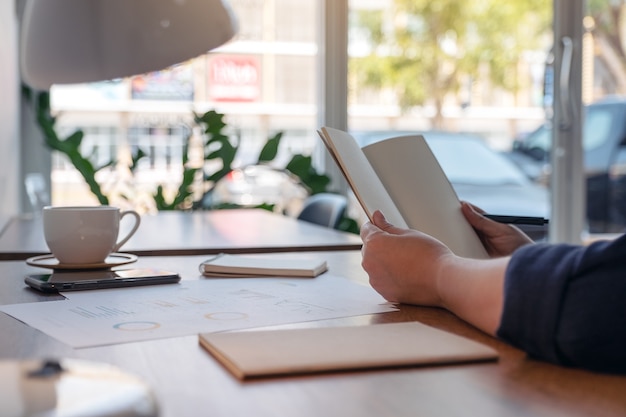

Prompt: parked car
[507,97,626,233]
[353,130,550,240]
[206,164,309,216]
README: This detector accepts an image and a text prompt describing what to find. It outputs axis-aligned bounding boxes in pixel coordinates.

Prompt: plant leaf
[257,132,283,163]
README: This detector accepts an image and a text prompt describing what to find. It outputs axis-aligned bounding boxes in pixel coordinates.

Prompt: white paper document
[0,275,396,348]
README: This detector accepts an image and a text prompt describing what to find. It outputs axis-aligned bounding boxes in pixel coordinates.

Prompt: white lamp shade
[20,0,238,90]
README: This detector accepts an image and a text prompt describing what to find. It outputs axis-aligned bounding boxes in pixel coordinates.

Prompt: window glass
[347,0,552,147]
[275,55,316,103]
[38,1,626,234]
[426,136,529,186]
[48,0,320,212]
[347,0,553,232]
[274,0,316,42]
[583,108,613,151]
[519,107,614,153]
[345,0,626,235]
[524,125,551,153]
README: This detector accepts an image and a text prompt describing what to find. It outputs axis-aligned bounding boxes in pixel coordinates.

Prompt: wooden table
[0,209,362,260]
[1,251,625,417]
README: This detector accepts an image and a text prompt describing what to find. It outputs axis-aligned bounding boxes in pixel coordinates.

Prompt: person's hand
[360,210,455,307]
[461,201,534,257]
[360,209,509,335]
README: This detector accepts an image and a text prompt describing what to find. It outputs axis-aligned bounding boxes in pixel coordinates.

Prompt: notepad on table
[199,253,328,278]
[199,321,499,379]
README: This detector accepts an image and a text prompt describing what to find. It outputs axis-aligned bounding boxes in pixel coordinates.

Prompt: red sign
[208,55,261,102]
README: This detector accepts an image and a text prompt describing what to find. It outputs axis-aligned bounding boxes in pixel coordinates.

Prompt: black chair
[297,193,348,230]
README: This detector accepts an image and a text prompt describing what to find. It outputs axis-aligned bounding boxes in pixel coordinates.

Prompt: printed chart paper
[0,275,396,348]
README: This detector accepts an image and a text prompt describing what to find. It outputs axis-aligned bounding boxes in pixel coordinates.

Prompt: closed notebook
[199,253,328,278]
[199,321,498,379]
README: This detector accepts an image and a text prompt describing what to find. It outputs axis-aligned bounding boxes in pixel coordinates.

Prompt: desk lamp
[20,0,238,90]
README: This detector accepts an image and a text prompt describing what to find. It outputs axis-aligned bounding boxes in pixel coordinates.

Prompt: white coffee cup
[42,206,141,264]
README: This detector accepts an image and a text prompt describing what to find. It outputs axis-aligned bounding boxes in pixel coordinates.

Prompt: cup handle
[112,210,141,253]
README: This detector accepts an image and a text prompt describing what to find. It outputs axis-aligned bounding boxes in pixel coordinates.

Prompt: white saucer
[26,253,138,270]
[0,358,158,417]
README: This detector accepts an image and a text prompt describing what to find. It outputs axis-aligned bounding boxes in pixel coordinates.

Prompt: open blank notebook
[199,321,498,379]
[317,127,489,259]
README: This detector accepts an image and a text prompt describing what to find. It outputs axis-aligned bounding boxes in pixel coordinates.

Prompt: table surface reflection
[0,209,362,260]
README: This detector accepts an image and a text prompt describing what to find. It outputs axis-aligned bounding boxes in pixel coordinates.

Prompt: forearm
[437,256,509,335]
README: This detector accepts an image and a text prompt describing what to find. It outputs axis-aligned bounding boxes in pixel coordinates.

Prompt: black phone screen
[25,268,181,293]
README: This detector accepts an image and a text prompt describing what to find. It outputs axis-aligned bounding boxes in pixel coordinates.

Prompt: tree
[350,0,551,128]
[587,0,626,94]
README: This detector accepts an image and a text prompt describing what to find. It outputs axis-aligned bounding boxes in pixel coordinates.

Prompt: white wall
[0,1,20,219]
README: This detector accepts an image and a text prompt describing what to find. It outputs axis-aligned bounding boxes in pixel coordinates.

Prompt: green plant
[154,109,332,212]
[23,87,112,205]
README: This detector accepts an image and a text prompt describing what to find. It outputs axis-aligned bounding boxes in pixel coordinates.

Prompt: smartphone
[25,268,181,293]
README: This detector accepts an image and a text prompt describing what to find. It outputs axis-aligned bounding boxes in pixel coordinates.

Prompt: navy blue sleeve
[496,235,626,374]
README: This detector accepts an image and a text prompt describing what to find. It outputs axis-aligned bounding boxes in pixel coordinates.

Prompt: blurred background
[13,0,626,238]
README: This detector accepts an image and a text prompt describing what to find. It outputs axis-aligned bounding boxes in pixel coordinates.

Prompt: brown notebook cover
[199,321,498,379]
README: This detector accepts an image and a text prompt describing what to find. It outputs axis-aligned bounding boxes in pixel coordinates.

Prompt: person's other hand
[461,201,534,257]
[360,210,454,307]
